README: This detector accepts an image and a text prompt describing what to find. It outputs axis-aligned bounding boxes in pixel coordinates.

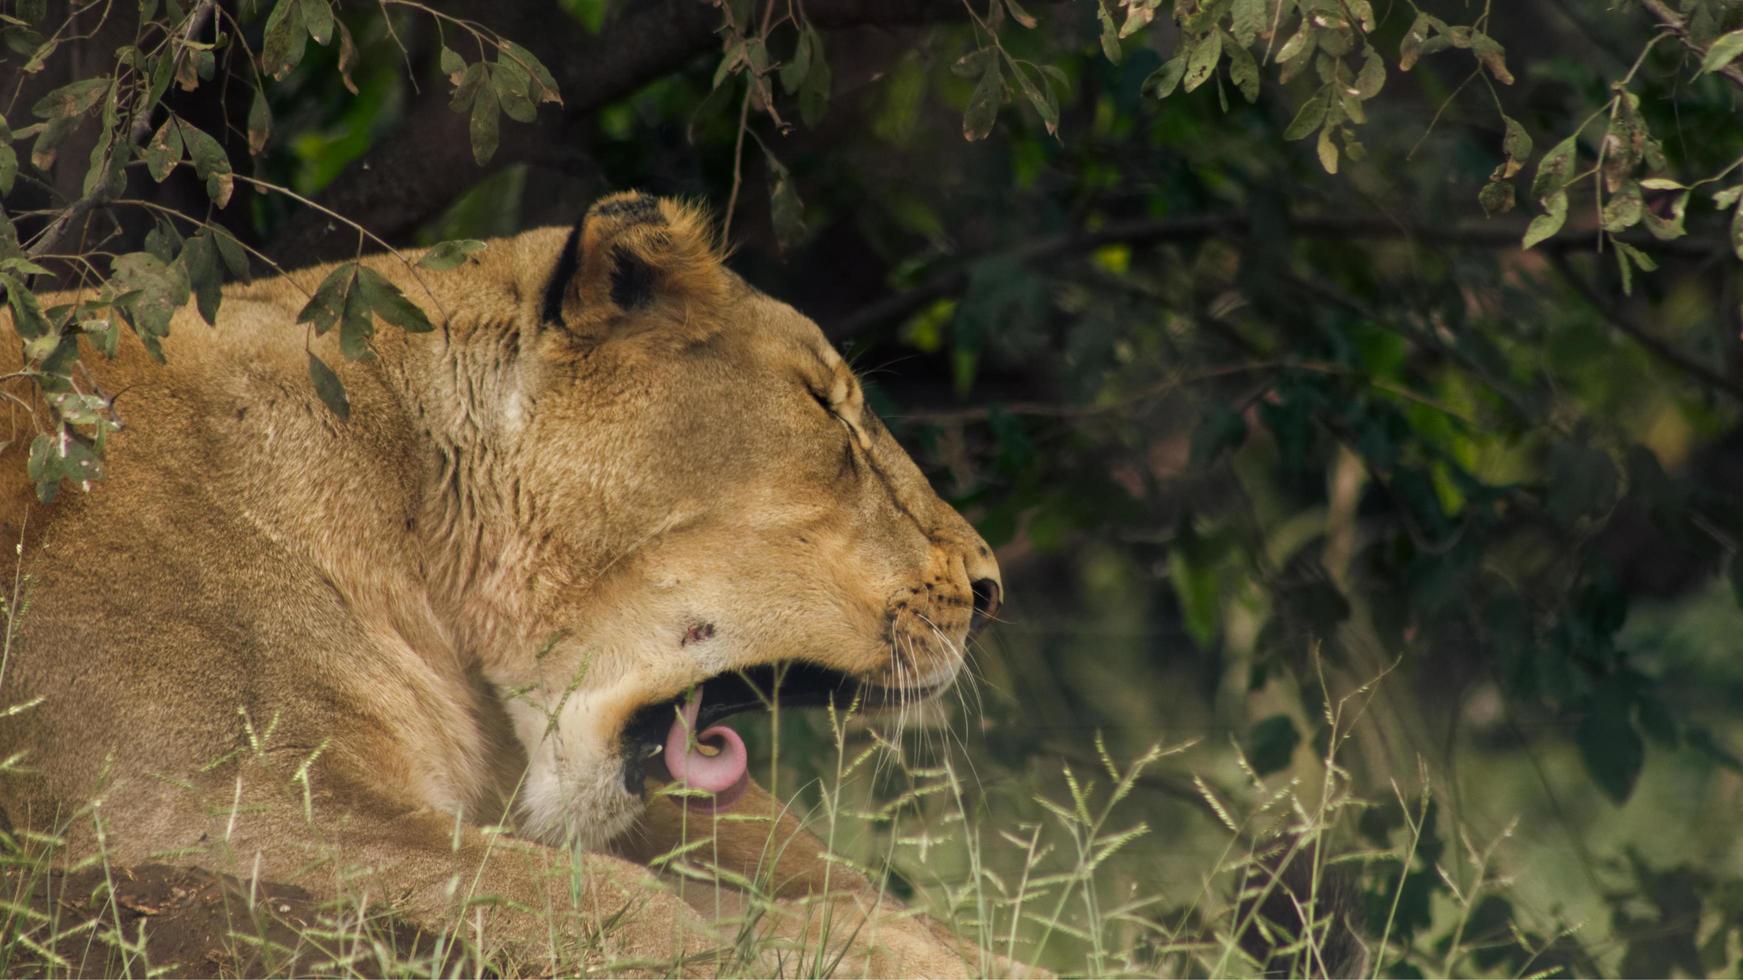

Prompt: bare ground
[0,863,465,978]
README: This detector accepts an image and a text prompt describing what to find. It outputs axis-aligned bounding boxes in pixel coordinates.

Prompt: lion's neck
[386,314,549,666]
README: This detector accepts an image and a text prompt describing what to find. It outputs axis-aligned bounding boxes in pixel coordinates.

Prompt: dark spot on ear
[234,407,247,421]
[594,196,661,221]
[540,222,581,324]
[681,622,716,647]
[609,245,655,309]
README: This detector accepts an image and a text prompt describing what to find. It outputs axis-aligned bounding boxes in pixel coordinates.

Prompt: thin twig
[24,1,218,261]
[1549,251,1743,404]
[1638,0,1743,90]
[830,213,1728,341]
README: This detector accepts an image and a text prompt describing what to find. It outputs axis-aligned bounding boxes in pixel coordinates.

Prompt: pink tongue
[663,691,749,812]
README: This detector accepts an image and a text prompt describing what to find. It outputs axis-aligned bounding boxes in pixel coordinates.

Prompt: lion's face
[467,195,1001,846]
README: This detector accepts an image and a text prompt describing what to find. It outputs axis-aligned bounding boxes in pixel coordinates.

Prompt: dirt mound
[1,863,467,977]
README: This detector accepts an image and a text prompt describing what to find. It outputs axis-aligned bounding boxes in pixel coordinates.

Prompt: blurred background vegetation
[7,0,1743,974]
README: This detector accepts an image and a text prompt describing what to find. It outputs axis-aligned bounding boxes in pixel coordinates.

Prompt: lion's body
[0,197,1005,974]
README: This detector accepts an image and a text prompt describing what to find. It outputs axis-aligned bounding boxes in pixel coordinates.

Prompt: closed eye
[808,387,860,476]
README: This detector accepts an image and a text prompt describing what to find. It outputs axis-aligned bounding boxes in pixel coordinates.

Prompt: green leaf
[1,273,52,340]
[1097,6,1121,63]
[963,66,1000,142]
[1283,88,1330,141]
[1246,715,1301,777]
[1576,695,1644,804]
[1601,181,1643,232]
[1167,539,1223,648]
[1479,179,1515,216]
[297,263,354,335]
[1182,31,1221,93]
[1276,21,1314,65]
[1714,184,1743,209]
[1733,202,1743,261]
[27,433,56,503]
[141,116,182,181]
[177,119,233,207]
[1614,240,1656,295]
[439,46,465,82]
[299,0,333,45]
[1700,29,1743,75]
[1353,48,1386,99]
[1230,0,1264,46]
[1317,125,1339,174]
[1470,32,1513,84]
[469,85,501,165]
[1220,31,1261,103]
[501,41,560,104]
[307,351,349,421]
[765,149,806,250]
[180,230,222,325]
[81,125,123,197]
[1003,0,1037,28]
[417,239,487,271]
[798,35,830,126]
[355,266,434,334]
[1009,62,1058,134]
[1522,190,1567,248]
[30,76,108,119]
[261,0,307,79]
[246,86,271,155]
[1224,33,1259,103]
[1141,55,1187,100]
[493,63,538,123]
[211,226,250,281]
[713,39,746,91]
[1531,135,1577,200]
[1643,188,1690,241]
[338,273,373,360]
[1498,114,1532,178]
[450,61,486,112]
[0,137,14,196]
[110,250,190,341]
[780,25,812,93]
[144,218,183,263]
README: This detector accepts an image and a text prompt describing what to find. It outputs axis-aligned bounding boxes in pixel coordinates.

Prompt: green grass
[0,669,1567,978]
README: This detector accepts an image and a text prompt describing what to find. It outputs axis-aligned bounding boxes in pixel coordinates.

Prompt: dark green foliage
[7,0,1743,973]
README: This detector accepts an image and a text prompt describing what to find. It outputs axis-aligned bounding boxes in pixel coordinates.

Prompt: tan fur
[0,193,1003,974]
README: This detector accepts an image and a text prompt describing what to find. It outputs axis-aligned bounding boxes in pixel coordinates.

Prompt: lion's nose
[969,577,1002,638]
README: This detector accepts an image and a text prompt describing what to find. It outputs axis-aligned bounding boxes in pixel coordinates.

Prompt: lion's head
[435,193,1001,846]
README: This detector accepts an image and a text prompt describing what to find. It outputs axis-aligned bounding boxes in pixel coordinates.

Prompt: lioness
[0,193,1004,974]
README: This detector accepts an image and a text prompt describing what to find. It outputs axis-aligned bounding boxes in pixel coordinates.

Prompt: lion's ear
[542,192,726,332]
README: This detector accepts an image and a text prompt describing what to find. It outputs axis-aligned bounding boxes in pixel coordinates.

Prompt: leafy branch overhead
[0,1,551,499]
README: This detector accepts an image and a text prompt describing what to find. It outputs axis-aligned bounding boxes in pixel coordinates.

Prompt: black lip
[617,662,927,795]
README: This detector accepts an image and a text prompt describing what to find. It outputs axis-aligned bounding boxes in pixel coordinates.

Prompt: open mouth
[618,662,933,811]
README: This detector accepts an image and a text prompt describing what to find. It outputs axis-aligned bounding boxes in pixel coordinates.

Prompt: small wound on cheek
[681,622,716,647]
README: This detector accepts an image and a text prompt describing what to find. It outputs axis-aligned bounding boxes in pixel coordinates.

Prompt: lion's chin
[516,745,648,849]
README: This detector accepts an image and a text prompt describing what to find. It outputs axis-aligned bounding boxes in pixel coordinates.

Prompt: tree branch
[1547,251,1743,404]
[1638,0,1743,90]
[25,0,219,261]
[828,214,1727,341]
[269,0,985,265]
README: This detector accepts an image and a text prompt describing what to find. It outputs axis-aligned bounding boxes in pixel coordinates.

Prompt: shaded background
[7,0,1743,974]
